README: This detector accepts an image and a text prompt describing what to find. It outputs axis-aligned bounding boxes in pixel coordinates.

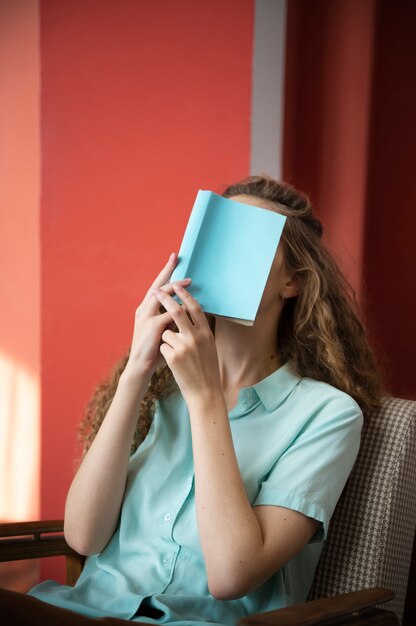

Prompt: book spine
[170,190,211,282]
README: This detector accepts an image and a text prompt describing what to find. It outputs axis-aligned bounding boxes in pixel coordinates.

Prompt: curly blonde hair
[79,176,383,458]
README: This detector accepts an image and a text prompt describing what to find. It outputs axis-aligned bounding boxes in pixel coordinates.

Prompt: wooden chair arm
[237,587,397,626]
[0,525,399,621]
[0,520,73,562]
[0,520,85,585]
[0,520,65,538]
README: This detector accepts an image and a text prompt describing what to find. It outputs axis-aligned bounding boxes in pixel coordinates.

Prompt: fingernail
[169,252,176,262]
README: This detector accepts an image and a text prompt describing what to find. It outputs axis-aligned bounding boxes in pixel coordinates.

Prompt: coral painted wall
[4,0,414,590]
[40,0,253,580]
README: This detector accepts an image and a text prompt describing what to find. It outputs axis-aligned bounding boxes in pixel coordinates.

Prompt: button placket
[159,473,194,594]
[164,471,194,540]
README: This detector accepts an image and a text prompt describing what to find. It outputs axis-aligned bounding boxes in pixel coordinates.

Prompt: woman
[2,176,382,625]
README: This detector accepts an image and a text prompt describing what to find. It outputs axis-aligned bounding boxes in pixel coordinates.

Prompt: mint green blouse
[29,362,363,625]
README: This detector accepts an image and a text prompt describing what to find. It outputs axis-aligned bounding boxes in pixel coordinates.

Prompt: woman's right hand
[124,252,191,379]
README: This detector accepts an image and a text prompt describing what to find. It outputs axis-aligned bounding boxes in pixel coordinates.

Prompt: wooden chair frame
[0,520,399,625]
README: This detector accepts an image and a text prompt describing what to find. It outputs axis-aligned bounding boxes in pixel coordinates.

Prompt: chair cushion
[308,397,416,624]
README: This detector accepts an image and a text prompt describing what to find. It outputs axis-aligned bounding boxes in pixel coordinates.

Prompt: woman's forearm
[64,369,150,555]
[188,392,266,599]
[152,281,266,591]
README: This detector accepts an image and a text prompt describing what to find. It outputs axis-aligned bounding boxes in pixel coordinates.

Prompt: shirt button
[162,554,172,564]
[163,513,172,522]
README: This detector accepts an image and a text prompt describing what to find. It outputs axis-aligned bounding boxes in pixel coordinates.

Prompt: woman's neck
[214,315,281,393]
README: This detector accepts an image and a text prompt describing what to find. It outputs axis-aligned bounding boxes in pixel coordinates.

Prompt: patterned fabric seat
[308,397,416,623]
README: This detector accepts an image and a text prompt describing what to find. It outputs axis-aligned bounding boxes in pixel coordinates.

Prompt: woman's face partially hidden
[229,194,297,316]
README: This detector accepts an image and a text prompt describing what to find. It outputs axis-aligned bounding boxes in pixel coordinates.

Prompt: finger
[166,305,189,329]
[153,310,174,329]
[152,288,193,334]
[145,279,191,315]
[144,277,191,308]
[159,341,174,365]
[140,253,179,306]
[150,252,179,291]
[161,328,180,349]
[159,281,191,294]
[172,284,207,327]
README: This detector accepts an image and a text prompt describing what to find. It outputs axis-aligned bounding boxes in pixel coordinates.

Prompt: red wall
[284,0,375,296]
[283,0,416,400]
[283,8,416,617]
[40,0,253,580]
[23,0,416,586]
[362,0,416,399]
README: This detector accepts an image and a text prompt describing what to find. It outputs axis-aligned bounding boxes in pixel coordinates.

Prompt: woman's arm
[64,369,151,556]
[187,391,318,600]
[64,254,191,555]
[153,284,319,599]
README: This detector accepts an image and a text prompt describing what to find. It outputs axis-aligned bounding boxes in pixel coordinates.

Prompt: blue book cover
[170,190,286,325]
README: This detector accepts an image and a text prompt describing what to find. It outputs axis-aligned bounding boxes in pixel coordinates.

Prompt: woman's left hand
[152,284,222,405]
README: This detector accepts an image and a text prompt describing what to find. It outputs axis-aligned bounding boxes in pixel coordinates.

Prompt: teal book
[170,190,287,325]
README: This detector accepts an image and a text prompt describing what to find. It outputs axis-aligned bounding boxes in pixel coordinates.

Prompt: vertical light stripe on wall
[0,0,40,524]
[251,0,287,179]
[0,0,40,591]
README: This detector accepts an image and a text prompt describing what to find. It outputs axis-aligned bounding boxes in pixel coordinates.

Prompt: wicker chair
[1,397,415,625]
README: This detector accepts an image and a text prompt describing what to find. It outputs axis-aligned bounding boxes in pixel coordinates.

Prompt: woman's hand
[152,283,222,405]
[124,253,192,379]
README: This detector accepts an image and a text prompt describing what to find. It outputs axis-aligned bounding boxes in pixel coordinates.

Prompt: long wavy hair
[79,176,383,458]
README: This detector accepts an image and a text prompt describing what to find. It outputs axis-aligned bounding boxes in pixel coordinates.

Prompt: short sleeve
[253,390,363,542]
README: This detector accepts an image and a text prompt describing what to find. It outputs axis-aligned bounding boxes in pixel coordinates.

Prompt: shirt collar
[252,360,301,413]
